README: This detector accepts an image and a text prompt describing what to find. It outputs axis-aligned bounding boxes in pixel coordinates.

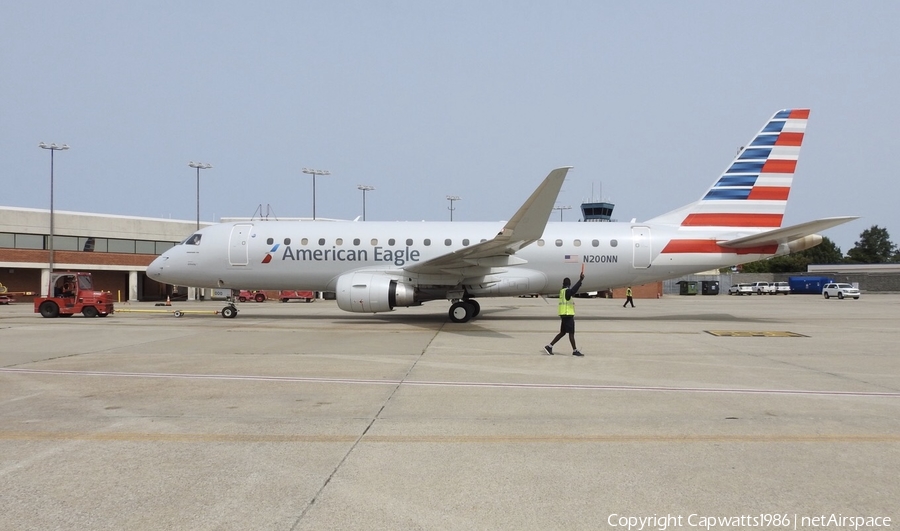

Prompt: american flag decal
[564,255,580,263]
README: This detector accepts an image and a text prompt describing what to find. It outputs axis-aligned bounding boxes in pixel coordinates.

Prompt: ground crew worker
[623,286,635,308]
[544,272,585,356]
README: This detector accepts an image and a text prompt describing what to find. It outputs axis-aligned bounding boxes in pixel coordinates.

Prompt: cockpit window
[181,234,202,245]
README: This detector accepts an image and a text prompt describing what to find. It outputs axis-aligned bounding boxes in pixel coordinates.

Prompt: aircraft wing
[718,216,858,248]
[405,166,571,274]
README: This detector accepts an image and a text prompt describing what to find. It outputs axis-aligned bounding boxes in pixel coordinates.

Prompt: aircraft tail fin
[646,109,809,230]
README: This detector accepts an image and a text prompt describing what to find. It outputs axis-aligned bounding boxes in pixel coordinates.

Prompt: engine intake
[336,272,417,313]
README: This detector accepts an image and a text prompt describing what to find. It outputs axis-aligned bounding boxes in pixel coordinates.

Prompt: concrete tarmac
[1,294,898,530]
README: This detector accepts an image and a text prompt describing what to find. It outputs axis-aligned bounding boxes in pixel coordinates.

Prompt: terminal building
[0,206,205,302]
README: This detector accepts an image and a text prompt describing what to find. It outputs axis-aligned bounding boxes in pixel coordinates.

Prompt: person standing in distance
[623,286,635,308]
[544,272,585,356]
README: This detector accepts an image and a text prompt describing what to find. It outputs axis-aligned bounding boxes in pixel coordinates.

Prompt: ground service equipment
[33,272,115,318]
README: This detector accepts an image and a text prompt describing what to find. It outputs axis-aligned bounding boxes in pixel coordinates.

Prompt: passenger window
[555,239,563,247]
[318,238,325,246]
[462,239,470,246]
[266,238,274,245]
[406,238,413,246]
[574,239,581,247]
[445,239,452,246]
[592,239,599,247]
[335,238,343,246]
[301,238,309,245]
[371,238,378,246]
[388,238,396,246]
[284,238,291,245]
[424,239,431,246]
[537,239,545,246]
[610,239,618,247]
[353,238,360,246]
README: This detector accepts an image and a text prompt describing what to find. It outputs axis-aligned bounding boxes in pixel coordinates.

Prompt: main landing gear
[448,299,480,323]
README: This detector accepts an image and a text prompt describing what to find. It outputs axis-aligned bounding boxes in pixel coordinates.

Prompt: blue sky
[3,2,898,253]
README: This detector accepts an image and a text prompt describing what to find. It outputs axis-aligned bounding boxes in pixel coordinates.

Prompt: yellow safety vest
[626,288,633,297]
[558,287,575,316]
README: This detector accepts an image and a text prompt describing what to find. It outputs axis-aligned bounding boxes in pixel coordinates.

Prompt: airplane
[147,109,856,322]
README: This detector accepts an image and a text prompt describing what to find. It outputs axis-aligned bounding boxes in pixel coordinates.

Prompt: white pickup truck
[748,281,776,295]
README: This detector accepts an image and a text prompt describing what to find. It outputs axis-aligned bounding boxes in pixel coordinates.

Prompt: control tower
[580,200,615,222]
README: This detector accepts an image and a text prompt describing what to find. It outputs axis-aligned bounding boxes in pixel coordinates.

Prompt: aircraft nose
[147,254,168,280]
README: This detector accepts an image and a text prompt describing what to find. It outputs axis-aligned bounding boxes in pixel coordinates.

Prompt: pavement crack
[290,322,443,529]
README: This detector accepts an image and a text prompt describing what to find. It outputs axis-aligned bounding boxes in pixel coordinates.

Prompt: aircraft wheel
[82,306,99,318]
[222,305,238,319]
[449,301,474,323]
[39,301,60,318]
[173,310,184,318]
[467,300,481,317]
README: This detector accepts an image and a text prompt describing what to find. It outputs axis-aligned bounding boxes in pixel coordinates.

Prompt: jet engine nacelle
[336,272,417,313]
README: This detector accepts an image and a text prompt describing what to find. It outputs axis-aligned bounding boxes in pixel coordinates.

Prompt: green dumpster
[678,281,698,295]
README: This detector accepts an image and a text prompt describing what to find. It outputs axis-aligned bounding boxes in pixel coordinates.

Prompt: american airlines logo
[261,244,280,264]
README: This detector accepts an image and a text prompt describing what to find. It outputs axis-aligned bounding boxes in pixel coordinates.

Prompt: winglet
[405,166,571,274]
[495,166,571,247]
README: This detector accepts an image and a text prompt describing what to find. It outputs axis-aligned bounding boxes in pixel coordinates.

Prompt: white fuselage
[148,219,764,298]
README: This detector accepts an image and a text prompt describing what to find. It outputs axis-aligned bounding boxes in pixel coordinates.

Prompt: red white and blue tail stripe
[650,109,808,229]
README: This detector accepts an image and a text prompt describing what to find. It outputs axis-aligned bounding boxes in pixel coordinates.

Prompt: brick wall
[611,282,663,299]
[0,249,156,267]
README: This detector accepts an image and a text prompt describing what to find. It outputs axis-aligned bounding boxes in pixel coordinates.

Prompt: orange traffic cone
[165,296,171,306]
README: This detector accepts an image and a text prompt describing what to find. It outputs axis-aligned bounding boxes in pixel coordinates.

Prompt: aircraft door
[632,226,651,269]
[229,224,253,266]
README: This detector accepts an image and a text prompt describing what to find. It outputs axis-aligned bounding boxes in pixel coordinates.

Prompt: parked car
[772,281,791,295]
[728,283,753,295]
[822,283,860,300]
[749,281,775,295]
[0,295,11,305]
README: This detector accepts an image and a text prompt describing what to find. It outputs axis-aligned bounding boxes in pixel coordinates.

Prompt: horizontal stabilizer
[718,216,858,248]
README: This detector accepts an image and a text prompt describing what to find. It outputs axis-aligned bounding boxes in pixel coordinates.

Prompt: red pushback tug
[34,272,115,318]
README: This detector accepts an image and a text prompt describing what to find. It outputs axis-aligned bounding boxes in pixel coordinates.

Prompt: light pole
[357,185,374,221]
[302,168,331,220]
[38,142,69,274]
[553,205,572,221]
[188,162,213,230]
[446,195,461,222]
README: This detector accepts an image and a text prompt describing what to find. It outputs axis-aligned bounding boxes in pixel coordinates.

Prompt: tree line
[738,225,899,274]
